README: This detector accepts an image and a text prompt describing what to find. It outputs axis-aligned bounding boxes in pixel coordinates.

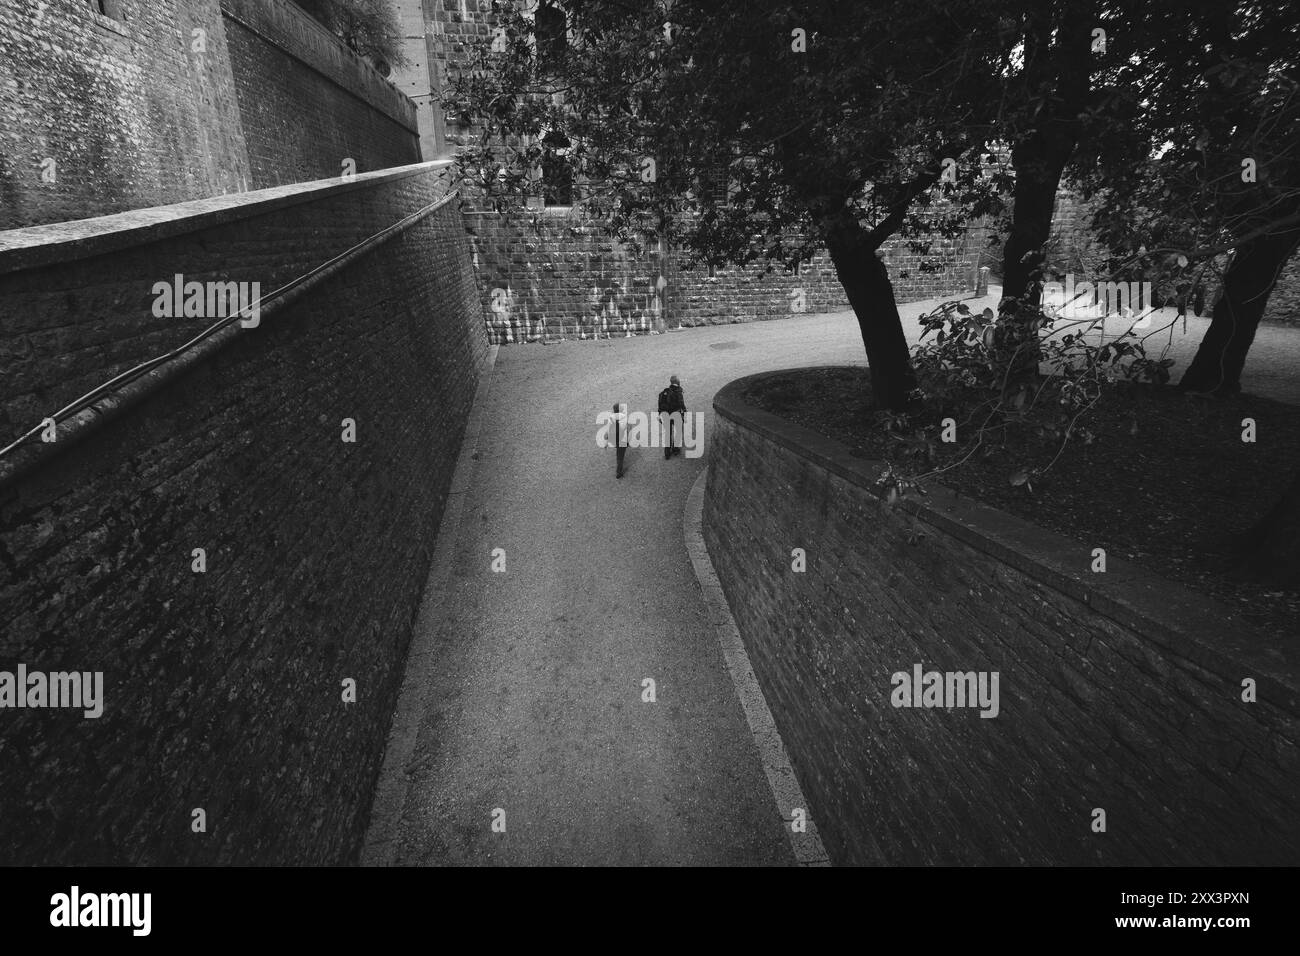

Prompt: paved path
[972,287,1300,405]
[369,290,1299,866]
[1062,306,1300,406]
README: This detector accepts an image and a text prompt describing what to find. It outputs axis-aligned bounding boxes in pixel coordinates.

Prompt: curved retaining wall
[703,370,1299,866]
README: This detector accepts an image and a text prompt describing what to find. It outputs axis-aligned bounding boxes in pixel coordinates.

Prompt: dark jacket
[658,384,685,414]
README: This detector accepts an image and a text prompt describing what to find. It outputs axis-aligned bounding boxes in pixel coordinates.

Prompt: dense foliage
[291,0,409,71]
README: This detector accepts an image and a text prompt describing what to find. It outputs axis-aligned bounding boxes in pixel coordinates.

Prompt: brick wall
[220,0,421,187]
[0,0,251,230]
[673,221,990,324]
[0,163,452,434]
[0,0,420,231]
[1265,252,1300,324]
[469,206,986,345]
[468,207,849,345]
[414,0,984,342]
[0,162,488,864]
[467,208,667,344]
[427,0,490,156]
[672,249,848,328]
[703,371,1299,866]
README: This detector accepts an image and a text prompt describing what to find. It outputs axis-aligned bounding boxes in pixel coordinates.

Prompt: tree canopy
[446,0,1300,584]
[449,0,1022,407]
[447,0,1299,409]
[291,0,409,72]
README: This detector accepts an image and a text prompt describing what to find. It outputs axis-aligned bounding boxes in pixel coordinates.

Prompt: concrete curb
[684,467,831,867]
[360,343,499,866]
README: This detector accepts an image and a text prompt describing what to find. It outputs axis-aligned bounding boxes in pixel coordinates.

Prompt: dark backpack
[658,385,684,413]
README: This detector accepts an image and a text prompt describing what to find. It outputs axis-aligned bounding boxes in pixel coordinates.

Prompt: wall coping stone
[0,161,452,276]
[713,369,1300,714]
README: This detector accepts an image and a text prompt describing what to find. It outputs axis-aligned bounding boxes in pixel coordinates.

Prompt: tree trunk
[1240,469,1300,588]
[1001,139,1073,307]
[822,218,916,411]
[998,8,1093,385]
[999,137,1072,380]
[1179,227,1300,393]
[1000,7,1093,307]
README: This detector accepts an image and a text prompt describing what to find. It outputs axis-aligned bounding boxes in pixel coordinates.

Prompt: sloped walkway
[363,290,1300,866]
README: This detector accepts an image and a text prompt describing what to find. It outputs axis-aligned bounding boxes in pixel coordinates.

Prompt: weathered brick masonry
[703,371,1299,866]
[469,206,988,344]
[1266,252,1300,325]
[220,0,420,187]
[0,0,419,230]
[0,162,488,864]
[672,217,990,329]
[0,163,452,433]
[0,0,250,229]
[394,0,989,340]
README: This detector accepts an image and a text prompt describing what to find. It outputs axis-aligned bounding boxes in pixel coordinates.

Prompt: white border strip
[361,344,499,866]
[684,467,831,866]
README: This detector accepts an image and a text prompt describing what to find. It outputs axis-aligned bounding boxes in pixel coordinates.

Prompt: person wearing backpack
[657,374,686,459]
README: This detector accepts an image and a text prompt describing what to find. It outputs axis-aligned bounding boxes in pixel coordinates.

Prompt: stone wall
[392,0,450,160]
[468,206,987,344]
[0,161,450,433]
[426,0,489,157]
[673,223,988,327]
[703,370,1299,866]
[0,0,420,231]
[671,247,849,329]
[409,0,985,341]
[220,0,421,187]
[0,162,488,865]
[0,0,251,229]
[1262,247,1300,324]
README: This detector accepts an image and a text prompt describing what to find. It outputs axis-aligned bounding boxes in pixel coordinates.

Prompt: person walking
[614,402,628,479]
[657,374,686,459]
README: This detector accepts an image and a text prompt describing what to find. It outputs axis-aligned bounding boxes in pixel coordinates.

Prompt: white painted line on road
[361,344,499,867]
[683,467,832,867]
